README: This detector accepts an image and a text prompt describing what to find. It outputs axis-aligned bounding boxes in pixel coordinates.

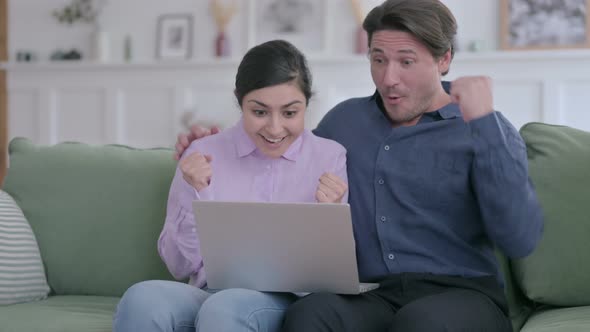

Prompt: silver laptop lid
[192,201,362,294]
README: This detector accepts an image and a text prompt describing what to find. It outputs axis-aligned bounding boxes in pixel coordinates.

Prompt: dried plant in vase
[53,0,110,61]
[349,0,368,54]
[53,0,106,27]
[210,0,238,57]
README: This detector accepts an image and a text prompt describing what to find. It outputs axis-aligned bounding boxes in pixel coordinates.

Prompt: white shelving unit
[2,49,590,148]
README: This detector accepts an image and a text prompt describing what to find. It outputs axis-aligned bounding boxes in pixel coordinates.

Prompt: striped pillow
[0,190,50,305]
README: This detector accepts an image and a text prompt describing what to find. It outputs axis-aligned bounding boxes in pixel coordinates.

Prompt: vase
[355,25,368,55]
[215,31,230,57]
[123,35,133,62]
[91,29,111,62]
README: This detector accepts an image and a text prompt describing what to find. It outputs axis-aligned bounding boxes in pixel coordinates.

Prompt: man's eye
[402,59,414,66]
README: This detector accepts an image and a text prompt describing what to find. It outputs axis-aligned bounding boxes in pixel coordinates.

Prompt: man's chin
[386,110,424,126]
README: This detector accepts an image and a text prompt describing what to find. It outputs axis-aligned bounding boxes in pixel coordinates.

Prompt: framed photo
[500,0,590,50]
[249,0,328,55]
[156,14,193,59]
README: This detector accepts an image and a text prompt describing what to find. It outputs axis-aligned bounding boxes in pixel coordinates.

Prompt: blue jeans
[112,280,297,332]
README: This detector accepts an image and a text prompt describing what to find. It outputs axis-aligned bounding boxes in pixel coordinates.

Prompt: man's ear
[438,49,452,74]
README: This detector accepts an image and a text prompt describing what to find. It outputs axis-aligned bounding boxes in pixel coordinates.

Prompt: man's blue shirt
[314,87,543,283]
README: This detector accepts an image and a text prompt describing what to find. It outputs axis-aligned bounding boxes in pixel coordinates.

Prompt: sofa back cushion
[0,190,50,304]
[2,138,177,297]
[515,123,590,306]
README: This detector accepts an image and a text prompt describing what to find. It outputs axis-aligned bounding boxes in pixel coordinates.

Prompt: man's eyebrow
[397,49,417,55]
[369,48,417,56]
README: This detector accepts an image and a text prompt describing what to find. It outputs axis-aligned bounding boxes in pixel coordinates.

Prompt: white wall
[5,0,590,149]
[8,0,501,62]
[443,0,500,51]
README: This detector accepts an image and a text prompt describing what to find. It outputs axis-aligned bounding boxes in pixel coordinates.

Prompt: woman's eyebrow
[281,101,303,108]
[246,100,268,107]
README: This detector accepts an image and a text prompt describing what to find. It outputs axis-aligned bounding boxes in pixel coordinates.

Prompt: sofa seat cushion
[0,295,118,332]
[521,306,590,332]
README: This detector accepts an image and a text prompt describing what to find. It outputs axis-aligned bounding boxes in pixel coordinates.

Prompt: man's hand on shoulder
[174,124,221,161]
[450,76,494,122]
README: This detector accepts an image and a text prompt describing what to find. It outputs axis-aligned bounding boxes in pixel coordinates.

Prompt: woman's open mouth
[261,135,286,144]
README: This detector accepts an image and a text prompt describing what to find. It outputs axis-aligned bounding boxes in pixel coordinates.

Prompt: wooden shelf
[2,49,590,72]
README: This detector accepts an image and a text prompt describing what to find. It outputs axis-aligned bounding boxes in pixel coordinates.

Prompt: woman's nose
[266,116,283,136]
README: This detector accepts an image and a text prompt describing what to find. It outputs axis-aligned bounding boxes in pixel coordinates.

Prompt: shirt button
[378,179,384,185]
[380,216,386,222]
[384,145,390,151]
[192,227,196,233]
[388,253,395,260]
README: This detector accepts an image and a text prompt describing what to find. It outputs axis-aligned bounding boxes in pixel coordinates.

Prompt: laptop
[192,201,379,295]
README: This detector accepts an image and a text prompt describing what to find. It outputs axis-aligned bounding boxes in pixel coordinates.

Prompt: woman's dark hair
[363,0,457,75]
[235,40,313,106]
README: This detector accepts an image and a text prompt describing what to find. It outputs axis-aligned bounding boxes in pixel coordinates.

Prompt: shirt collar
[436,102,461,119]
[281,132,304,161]
[232,116,304,161]
[233,117,257,158]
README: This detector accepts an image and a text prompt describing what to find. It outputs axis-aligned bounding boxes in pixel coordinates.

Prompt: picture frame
[500,0,590,50]
[156,14,193,59]
[248,0,329,55]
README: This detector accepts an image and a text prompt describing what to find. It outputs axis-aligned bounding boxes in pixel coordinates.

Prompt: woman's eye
[283,111,297,118]
[253,110,267,116]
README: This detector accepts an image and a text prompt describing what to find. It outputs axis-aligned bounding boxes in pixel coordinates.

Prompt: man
[175,1,543,331]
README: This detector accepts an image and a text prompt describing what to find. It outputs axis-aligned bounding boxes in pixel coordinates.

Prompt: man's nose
[382,63,401,87]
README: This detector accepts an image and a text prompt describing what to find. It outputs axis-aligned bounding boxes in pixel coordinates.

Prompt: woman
[112,40,348,332]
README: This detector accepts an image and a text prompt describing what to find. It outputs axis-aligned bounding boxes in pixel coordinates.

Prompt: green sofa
[0,140,178,332]
[0,122,588,332]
